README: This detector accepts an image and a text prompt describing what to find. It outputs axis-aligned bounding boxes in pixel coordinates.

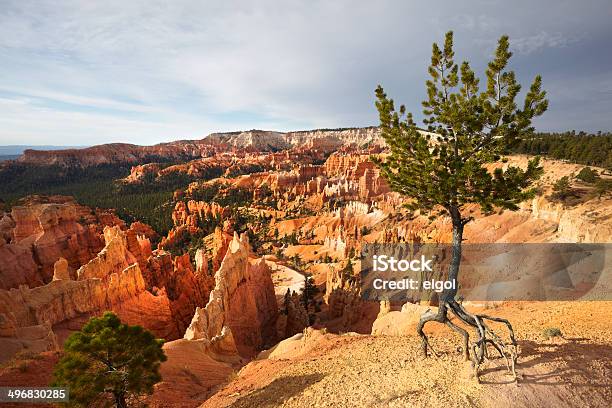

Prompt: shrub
[594,178,612,198]
[551,176,573,201]
[576,167,599,183]
[543,327,562,339]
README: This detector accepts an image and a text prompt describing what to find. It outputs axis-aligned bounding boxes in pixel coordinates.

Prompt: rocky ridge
[0,204,220,362]
[11,127,384,167]
[184,232,278,357]
[0,197,122,289]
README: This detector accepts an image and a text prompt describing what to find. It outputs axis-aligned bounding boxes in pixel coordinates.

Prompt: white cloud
[0,0,610,145]
[0,86,166,114]
[512,31,583,55]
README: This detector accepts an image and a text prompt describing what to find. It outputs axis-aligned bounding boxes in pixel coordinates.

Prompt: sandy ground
[202,301,612,408]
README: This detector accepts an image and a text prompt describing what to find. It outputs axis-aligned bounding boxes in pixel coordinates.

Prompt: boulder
[371,303,437,336]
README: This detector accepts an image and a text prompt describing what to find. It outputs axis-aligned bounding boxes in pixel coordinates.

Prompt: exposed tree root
[416,299,518,382]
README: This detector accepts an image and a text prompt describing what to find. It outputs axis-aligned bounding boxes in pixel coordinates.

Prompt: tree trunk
[416,209,518,381]
[443,216,464,302]
[114,392,128,408]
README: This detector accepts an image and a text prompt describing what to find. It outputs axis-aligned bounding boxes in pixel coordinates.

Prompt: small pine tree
[576,167,599,183]
[301,274,318,310]
[283,288,292,315]
[52,312,167,407]
[594,178,612,198]
[551,176,573,200]
[292,254,301,269]
[348,247,356,259]
[374,31,546,376]
[342,258,354,282]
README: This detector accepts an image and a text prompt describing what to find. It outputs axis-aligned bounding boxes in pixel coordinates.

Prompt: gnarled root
[416,299,518,382]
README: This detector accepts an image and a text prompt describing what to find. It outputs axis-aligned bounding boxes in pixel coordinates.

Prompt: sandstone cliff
[0,218,219,363]
[0,198,107,289]
[184,232,278,357]
[15,140,215,167]
[0,224,178,342]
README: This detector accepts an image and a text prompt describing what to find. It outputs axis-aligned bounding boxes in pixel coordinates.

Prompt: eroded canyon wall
[184,232,278,357]
[0,199,106,289]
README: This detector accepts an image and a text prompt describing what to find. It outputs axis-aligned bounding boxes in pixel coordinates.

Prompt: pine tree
[551,176,573,200]
[283,288,292,315]
[594,178,612,198]
[373,31,547,379]
[52,312,167,407]
[301,274,318,310]
[576,167,599,183]
[342,258,354,282]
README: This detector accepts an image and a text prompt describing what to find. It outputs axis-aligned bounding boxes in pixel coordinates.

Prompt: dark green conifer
[53,312,167,407]
[373,31,547,376]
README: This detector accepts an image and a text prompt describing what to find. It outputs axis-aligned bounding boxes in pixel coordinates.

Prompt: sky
[0,0,611,146]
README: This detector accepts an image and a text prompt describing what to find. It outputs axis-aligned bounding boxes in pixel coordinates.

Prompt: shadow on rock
[229,373,325,408]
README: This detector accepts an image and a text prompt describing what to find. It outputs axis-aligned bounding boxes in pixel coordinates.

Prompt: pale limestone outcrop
[194,248,208,276]
[205,130,290,151]
[529,196,612,243]
[285,127,383,150]
[184,232,278,357]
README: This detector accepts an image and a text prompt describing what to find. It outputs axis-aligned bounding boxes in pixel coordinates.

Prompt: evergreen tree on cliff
[373,31,547,378]
[53,312,167,407]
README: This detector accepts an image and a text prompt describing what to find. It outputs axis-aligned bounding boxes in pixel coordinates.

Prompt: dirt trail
[202,301,612,408]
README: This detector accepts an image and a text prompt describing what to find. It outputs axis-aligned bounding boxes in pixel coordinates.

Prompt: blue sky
[0,0,611,146]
